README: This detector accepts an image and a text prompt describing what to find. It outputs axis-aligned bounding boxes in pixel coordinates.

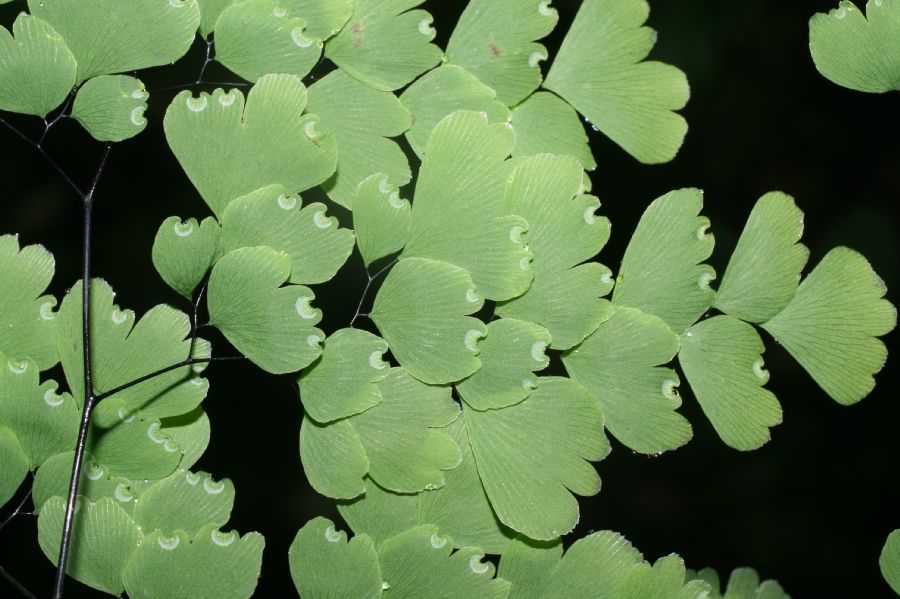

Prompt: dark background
[1,0,898,597]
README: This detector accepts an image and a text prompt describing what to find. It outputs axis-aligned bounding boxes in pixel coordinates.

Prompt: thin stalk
[350,258,397,327]
[94,355,244,403]
[0,488,32,534]
[0,566,38,599]
[52,144,112,599]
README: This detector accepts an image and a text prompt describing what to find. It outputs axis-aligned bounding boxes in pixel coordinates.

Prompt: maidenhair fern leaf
[403,111,533,302]
[28,0,201,83]
[618,555,711,599]
[353,174,411,266]
[38,497,143,595]
[496,155,612,349]
[289,517,383,599]
[307,68,412,209]
[221,184,354,285]
[563,306,692,455]
[509,92,596,170]
[809,0,900,93]
[56,280,209,423]
[544,0,690,163]
[207,246,324,374]
[497,536,563,599]
[370,257,486,385]
[446,0,559,106]
[159,408,211,471]
[612,188,715,333]
[152,216,223,300]
[71,75,149,142]
[297,328,390,423]
[0,235,59,370]
[679,316,782,451]
[463,377,607,541]
[196,0,235,36]
[300,415,369,499]
[695,567,790,599]
[0,13,76,117]
[337,478,418,549]
[325,0,442,91]
[164,74,337,219]
[215,0,322,82]
[378,526,512,598]
[32,451,135,515]
[399,65,510,158]
[122,524,264,599]
[881,530,900,595]
[0,355,77,469]
[90,417,183,479]
[762,247,896,404]
[283,0,355,40]
[0,426,28,508]
[132,470,234,538]
[714,192,809,323]
[456,318,552,411]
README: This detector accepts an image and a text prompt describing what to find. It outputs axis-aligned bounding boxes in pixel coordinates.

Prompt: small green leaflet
[215,0,322,82]
[301,415,369,499]
[0,354,77,469]
[132,469,234,538]
[72,75,149,142]
[399,65,510,158]
[809,0,900,93]
[90,417,183,480]
[612,188,715,333]
[38,497,143,595]
[289,517,383,599]
[509,92,596,170]
[159,408,210,471]
[196,0,235,36]
[693,567,790,599]
[325,0,442,91]
[446,0,558,106]
[403,110,533,302]
[544,0,690,163]
[881,530,900,595]
[338,478,418,549]
[0,13,76,117]
[28,0,201,83]
[221,184,355,285]
[762,247,896,405]
[122,525,264,599]
[282,0,355,40]
[308,68,412,209]
[298,328,390,423]
[378,526,512,598]
[207,246,324,374]
[464,377,607,541]
[714,192,809,323]
[456,318,552,411]
[679,316,781,451]
[353,174,411,266]
[563,306,692,455]
[32,451,135,515]
[370,257,486,385]
[0,235,59,370]
[164,74,338,219]
[616,555,711,599]
[152,216,223,299]
[56,280,209,422]
[0,426,28,508]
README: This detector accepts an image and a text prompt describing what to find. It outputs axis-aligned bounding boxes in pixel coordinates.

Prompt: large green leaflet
[28,0,201,83]
[307,68,412,209]
[371,257,486,385]
[164,74,338,219]
[762,247,896,405]
[399,64,510,158]
[56,280,209,424]
[325,0,442,91]
[221,184,355,285]
[353,174,411,266]
[714,193,809,323]
[563,306,692,455]
[446,0,559,106]
[809,0,900,93]
[0,13,76,117]
[289,517,382,599]
[464,377,607,541]
[71,75,149,142]
[679,316,782,451]
[403,110,533,302]
[612,188,715,333]
[207,246,324,374]
[215,0,322,82]
[544,0,690,163]
[131,469,235,537]
[152,216,223,299]
[0,426,28,508]
[509,91,596,170]
[881,530,900,595]
[0,235,59,370]
[378,525,512,598]
[496,154,613,349]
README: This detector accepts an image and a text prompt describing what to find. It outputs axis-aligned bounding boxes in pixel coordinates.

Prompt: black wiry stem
[94,355,244,404]
[0,115,83,197]
[350,258,397,327]
[0,487,31,534]
[52,144,112,599]
[0,566,38,599]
